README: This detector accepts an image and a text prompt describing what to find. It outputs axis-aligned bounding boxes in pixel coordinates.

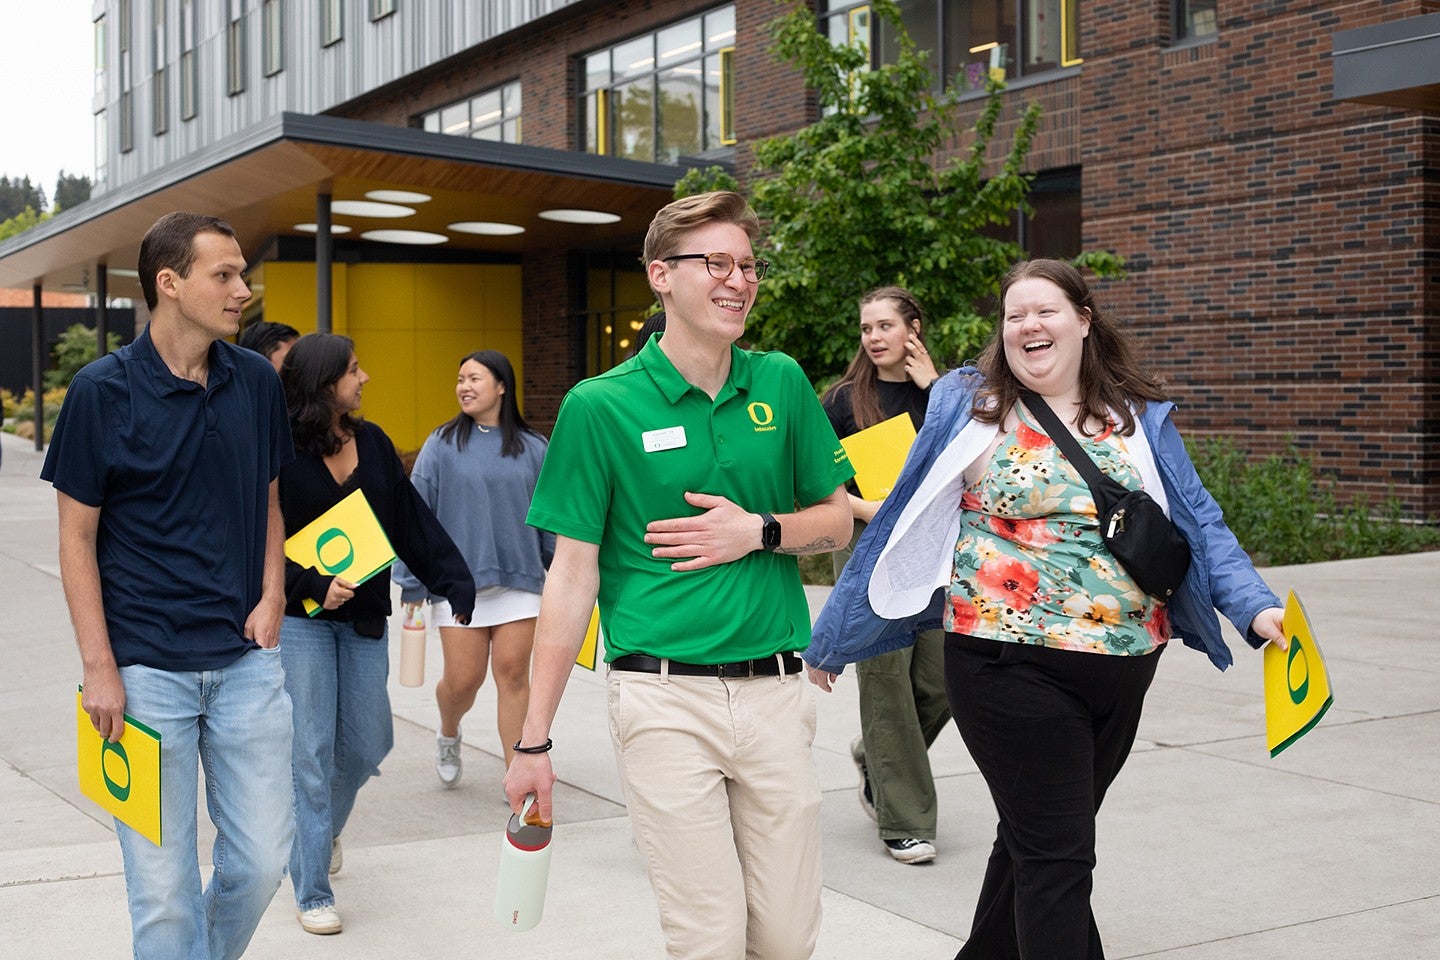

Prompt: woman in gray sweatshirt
[394,350,553,788]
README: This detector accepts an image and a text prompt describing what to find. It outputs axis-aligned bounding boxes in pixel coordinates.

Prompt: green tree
[0,175,46,221]
[677,0,1121,382]
[53,171,92,211]
[44,324,121,391]
[0,205,48,242]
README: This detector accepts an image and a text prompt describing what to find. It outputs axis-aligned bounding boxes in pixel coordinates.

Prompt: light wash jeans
[278,615,393,911]
[115,646,294,960]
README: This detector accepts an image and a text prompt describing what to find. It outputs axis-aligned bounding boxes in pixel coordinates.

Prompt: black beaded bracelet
[512,738,554,755]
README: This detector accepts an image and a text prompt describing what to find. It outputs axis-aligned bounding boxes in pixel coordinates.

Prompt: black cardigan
[280,421,475,632]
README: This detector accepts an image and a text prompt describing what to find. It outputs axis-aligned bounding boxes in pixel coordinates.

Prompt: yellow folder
[575,605,603,671]
[1263,590,1335,757]
[76,689,163,846]
[840,413,917,501]
[284,489,398,616]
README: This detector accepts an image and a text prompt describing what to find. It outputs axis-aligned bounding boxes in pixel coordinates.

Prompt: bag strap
[1019,391,1121,510]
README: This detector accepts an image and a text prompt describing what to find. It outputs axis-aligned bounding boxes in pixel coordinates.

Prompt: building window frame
[263,0,284,76]
[369,0,396,22]
[1172,0,1218,43]
[226,0,247,96]
[151,0,168,135]
[118,0,133,153]
[581,5,737,164]
[322,0,344,47]
[180,0,198,120]
[821,0,1082,91]
[417,80,523,143]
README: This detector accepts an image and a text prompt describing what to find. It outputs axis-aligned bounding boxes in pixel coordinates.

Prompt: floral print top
[945,409,1169,656]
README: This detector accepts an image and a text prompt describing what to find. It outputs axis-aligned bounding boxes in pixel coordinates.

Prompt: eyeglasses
[661,252,770,282]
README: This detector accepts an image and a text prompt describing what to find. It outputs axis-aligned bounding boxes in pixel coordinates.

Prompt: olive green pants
[833,520,952,840]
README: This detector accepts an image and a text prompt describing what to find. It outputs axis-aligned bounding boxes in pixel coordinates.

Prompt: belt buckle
[716,661,752,679]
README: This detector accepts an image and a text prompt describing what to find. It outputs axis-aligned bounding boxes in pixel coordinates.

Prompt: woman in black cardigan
[277,333,474,936]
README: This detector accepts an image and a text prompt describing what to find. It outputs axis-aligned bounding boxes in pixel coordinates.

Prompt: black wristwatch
[759,512,782,552]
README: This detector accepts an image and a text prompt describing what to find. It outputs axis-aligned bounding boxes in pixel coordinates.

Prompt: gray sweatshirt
[393,424,553,601]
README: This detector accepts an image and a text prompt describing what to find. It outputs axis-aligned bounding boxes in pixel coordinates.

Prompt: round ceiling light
[448,221,526,236]
[360,229,448,245]
[538,208,621,225]
[330,200,415,218]
[293,222,353,234]
[365,189,433,204]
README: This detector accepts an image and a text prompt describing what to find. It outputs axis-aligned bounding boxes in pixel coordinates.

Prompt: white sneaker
[884,837,937,864]
[329,836,342,876]
[298,904,342,935]
[436,729,462,787]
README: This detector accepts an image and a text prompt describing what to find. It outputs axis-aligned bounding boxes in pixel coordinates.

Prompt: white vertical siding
[94,0,591,195]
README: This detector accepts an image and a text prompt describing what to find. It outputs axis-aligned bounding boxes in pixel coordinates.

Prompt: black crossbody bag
[1021,391,1191,601]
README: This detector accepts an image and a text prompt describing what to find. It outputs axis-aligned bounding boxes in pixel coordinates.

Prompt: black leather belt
[610,651,804,678]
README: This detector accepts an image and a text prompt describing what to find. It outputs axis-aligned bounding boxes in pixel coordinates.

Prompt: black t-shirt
[823,377,931,441]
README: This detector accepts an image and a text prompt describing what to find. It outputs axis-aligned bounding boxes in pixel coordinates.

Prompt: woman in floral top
[807,259,1287,960]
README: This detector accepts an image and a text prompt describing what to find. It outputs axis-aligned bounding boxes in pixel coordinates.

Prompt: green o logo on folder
[101,739,131,802]
[315,528,356,574]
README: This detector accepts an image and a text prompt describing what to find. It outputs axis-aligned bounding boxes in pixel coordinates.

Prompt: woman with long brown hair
[821,286,950,864]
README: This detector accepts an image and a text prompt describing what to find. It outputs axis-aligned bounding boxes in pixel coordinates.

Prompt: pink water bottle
[399,603,426,687]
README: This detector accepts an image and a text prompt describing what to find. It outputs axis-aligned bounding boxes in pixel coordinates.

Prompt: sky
[0,3,96,201]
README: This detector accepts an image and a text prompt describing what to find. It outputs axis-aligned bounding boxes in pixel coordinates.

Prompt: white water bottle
[399,603,425,687]
[494,794,553,932]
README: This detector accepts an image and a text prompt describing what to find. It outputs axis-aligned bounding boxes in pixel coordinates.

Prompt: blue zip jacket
[806,367,1280,674]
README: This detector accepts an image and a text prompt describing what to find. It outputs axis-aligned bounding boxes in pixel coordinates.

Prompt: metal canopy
[0,112,689,302]
[1332,13,1440,112]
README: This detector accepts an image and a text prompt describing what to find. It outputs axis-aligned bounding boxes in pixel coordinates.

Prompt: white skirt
[432,585,541,629]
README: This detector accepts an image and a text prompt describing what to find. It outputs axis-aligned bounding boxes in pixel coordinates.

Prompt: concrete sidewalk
[2,429,1437,959]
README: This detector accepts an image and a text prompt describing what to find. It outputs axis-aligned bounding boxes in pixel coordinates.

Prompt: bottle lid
[505,795,552,851]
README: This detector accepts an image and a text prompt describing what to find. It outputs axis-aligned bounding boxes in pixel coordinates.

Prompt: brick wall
[520,249,587,431]
[1078,0,1438,514]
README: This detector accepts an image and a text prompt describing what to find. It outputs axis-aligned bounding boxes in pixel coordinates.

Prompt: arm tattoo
[776,536,840,556]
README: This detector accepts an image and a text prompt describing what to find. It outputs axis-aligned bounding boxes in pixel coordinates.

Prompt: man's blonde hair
[641,191,761,265]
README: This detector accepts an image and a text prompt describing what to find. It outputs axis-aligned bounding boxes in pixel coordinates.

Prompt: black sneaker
[850,735,877,822]
[884,837,937,864]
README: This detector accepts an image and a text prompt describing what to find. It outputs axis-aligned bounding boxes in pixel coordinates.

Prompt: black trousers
[944,633,1164,960]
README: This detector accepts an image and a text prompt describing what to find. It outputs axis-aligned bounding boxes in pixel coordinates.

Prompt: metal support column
[316,192,333,332]
[31,284,43,451]
[96,264,110,357]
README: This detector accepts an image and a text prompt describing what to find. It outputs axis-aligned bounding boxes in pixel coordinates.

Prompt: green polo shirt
[527,337,854,664]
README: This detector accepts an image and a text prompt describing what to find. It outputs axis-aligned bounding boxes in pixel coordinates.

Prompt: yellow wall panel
[481,265,524,330]
[253,259,523,452]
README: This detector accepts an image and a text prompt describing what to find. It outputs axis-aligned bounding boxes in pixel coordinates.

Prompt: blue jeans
[115,646,294,960]
[279,616,393,911]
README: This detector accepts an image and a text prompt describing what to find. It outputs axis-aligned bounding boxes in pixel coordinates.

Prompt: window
[418,80,522,143]
[226,0,246,96]
[1174,1,1217,42]
[93,13,107,98]
[823,0,1080,91]
[118,0,133,153]
[152,0,168,135]
[322,0,343,46]
[180,0,197,119]
[263,0,284,76]
[582,6,736,163]
[977,167,1082,259]
[369,0,396,21]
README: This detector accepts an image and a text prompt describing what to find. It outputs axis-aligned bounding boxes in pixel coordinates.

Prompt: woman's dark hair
[822,286,925,432]
[436,350,540,457]
[971,259,1167,437]
[627,310,666,358]
[281,333,363,458]
[238,320,299,359]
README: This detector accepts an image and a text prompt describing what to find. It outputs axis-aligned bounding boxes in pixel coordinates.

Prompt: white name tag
[642,426,687,453]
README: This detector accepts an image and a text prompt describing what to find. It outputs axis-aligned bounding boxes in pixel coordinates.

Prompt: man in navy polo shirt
[43,212,294,960]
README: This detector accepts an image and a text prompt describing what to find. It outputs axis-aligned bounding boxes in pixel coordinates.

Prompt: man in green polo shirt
[506,191,854,959]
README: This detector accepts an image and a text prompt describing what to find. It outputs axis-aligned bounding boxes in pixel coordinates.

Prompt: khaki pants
[606,665,823,960]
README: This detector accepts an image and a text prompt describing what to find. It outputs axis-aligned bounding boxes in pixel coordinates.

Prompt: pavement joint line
[1115,892,1440,958]
[1,871,126,889]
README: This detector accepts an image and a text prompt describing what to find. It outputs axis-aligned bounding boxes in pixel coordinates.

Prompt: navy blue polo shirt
[41,327,293,671]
